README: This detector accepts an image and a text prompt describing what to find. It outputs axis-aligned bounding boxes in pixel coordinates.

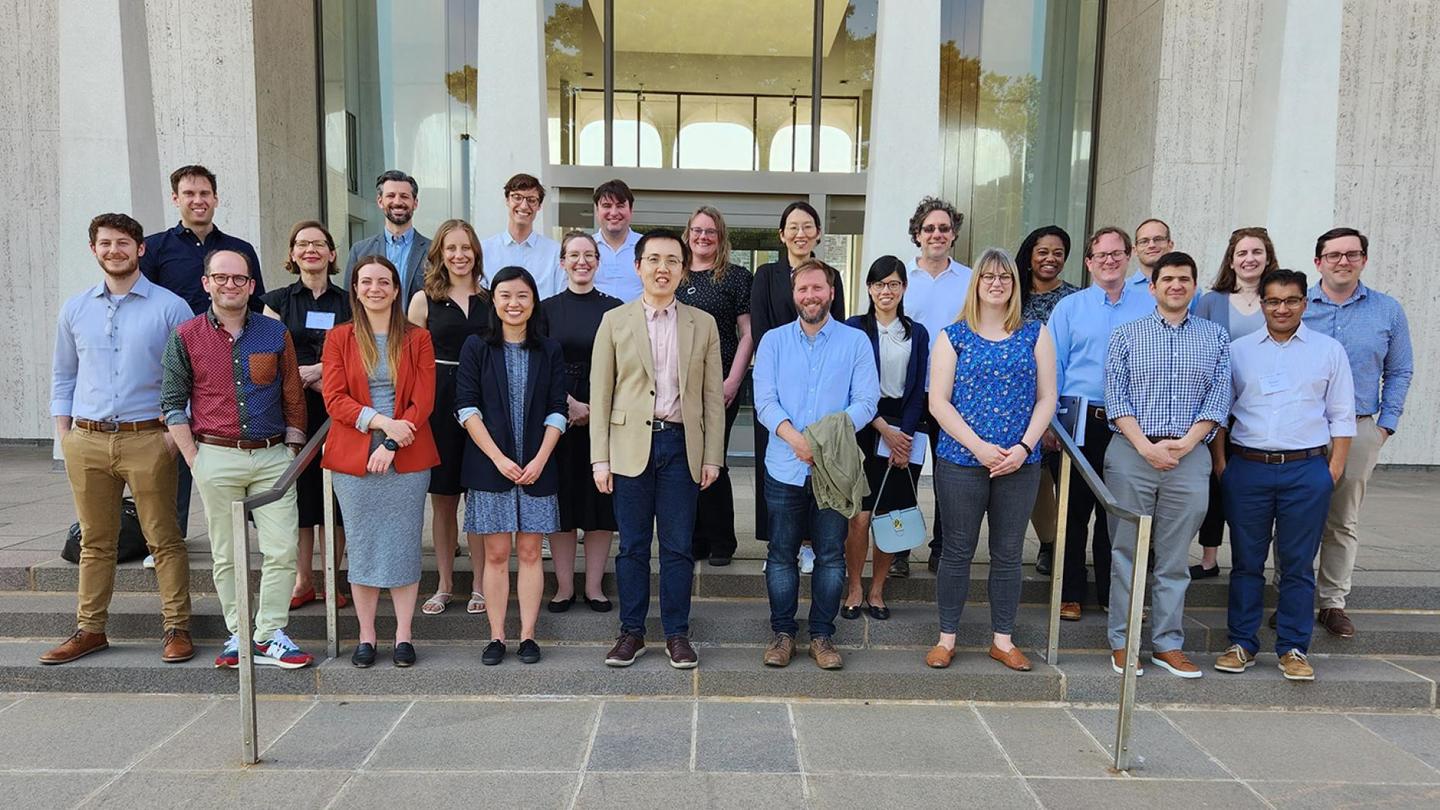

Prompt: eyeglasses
[206,273,252,287]
[1135,236,1171,247]
[1262,296,1306,309]
[293,240,330,250]
[783,223,818,236]
[869,280,904,292]
[641,254,684,271]
[979,272,1014,286]
[1089,250,1129,262]
[564,251,599,263]
[688,227,719,238]
[1320,250,1365,264]
[507,192,541,207]
[920,224,953,235]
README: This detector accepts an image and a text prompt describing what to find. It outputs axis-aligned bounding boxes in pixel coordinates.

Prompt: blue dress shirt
[479,230,564,298]
[384,229,417,291]
[141,222,265,314]
[1048,282,1156,402]
[593,229,643,302]
[752,316,879,486]
[51,275,194,422]
[1228,324,1356,451]
[1104,311,1231,442]
[1301,282,1413,433]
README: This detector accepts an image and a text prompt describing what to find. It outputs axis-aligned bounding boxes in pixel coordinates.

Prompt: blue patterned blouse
[936,319,1044,467]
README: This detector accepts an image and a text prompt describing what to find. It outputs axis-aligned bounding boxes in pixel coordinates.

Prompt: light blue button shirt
[1301,282,1413,433]
[593,229,643,302]
[903,257,972,389]
[479,229,564,299]
[1048,282,1156,402]
[51,275,194,421]
[752,316,879,487]
[384,229,416,289]
[1229,323,1356,450]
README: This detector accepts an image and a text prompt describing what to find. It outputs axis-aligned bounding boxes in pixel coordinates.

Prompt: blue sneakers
[214,634,240,669]
[253,629,314,669]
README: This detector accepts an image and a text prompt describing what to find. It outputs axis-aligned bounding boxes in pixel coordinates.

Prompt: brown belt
[1231,445,1326,465]
[195,434,285,450]
[74,418,165,433]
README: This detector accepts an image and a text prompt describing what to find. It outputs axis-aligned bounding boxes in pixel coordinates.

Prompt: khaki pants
[1318,415,1385,609]
[192,443,298,643]
[61,427,191,633]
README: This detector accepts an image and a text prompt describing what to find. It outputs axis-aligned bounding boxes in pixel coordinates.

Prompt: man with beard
[43,213,195,665]
[345,170,432,304]
[753,259,879,671]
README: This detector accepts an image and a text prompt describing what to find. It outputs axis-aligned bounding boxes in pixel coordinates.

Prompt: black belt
[1088,406,1107,421]
[1145,435,1182,444]
[1230,445,1326,465]
[650,419,683,432]
[74,418,166,433]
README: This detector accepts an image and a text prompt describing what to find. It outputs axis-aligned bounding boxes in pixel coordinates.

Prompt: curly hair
[907,196,964,248]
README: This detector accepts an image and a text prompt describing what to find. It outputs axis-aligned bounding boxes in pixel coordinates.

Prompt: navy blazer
[453,335,568,495]
[844,315,929,436]
[343,230,432,306]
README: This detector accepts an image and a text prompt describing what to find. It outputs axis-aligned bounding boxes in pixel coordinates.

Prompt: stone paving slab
[808,774,1037,808]
[694,701,798,773]
[1068,706,1230,780]
[0,694,212,770]
[1025,777,1268,809]
[1349,711,1440,771]
[2,773,116,810]
[585,699,693,772]
[366,699,598,772]
[576,772,807,809]
[337,771,579,810]
[792,702,1011,775]
[84,771,353,809]
[1251,781,1440,808]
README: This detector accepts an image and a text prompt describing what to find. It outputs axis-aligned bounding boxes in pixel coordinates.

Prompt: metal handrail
[1044,416,1153,772]
[231,419,331,765]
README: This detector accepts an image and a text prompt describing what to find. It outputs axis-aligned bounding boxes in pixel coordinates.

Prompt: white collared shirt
[902,257,972,388]
[1229,323,1357,450]
[479,229,564,299]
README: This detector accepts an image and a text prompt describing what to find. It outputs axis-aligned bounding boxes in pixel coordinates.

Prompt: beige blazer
[589,299,725,482]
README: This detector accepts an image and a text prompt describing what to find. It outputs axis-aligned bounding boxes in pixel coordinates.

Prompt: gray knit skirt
[332,467,430,588]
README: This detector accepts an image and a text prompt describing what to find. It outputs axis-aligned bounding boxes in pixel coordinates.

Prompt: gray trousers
[934,460,1041,635]
[1104,436,1211,652]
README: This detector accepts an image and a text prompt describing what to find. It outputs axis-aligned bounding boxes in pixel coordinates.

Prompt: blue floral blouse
[936,319,1044,467]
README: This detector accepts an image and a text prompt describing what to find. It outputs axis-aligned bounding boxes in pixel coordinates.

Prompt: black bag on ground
[61,497,150,564]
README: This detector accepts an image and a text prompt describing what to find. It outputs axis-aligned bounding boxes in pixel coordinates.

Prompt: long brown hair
[349,255,410,376]
[423,219,486,300]
[1212,227,1280,292]
[686,205,733,283]
[958,248,1022,333]
[283,220,338,276]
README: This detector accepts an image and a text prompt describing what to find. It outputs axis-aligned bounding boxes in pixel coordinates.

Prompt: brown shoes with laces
[1317,608,1355,638]
[763,633,795,667]
[1059,602,1082,622]
[808,637,843,670]
[666,635,698,669]
[39,629,109,665]
[1150,649,1203,679]
[161,629,195,663]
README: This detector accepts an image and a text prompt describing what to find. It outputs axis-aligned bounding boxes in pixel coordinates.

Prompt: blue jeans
[1222,454,1332,655]
[764,473,847,638]
[612,427,699,639]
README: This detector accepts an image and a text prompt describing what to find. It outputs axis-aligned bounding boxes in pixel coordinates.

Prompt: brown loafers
[925,644,955,669]
[989,644,1032,672]
[39,629,109,665]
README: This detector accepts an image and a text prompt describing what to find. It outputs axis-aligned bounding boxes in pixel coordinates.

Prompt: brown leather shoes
[1110,648,1144,676]
[161,629,195,663]
[989,644,1032,672]
[809,637,843,670]
[604,632,646,667]
[1317,608,1355,638]
[39,629,109,665]
[1059,602,1082,622]
[1150,649,1202,679]
[763,633,795,667]
[666,635,698,669]
[925,644,955,669]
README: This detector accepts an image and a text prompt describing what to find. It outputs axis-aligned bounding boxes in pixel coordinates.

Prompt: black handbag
[61,497,151,564]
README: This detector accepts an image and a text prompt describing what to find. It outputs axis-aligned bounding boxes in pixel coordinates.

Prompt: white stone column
[1233,0,1343,270]
[474,0,549,238]
[861,0,942,281]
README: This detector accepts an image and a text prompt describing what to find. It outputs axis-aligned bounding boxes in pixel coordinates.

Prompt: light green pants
[193,443,299,643]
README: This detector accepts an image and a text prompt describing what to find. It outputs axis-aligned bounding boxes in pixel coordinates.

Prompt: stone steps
[0,640,1433,710]
[4,592,1437,657]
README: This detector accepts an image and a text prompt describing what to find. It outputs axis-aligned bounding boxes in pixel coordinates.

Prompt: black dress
[540,287,622,532]
[261,280,351,528]
[426,293,489,496]
[677,265,754,559]
[749,256,846,541]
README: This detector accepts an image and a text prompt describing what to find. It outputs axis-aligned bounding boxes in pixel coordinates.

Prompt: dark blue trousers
[612,427,699,639]
[1222,454,1333,655]
[764,473,847,639]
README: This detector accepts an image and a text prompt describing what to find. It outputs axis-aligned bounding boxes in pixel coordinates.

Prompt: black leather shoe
[841,604,862,620]
[1035,544,1054,577]
[1189,563,1220,579]
[481,639,506,666]
[888,558,910,579]
[351,642,376,669]
[867,604,891,621]
[548,595,575,613]
[927,555,941,573]
[587,597,613,613]
[392,642,416,668]
[516,638,542,664]
[707,556,732,567]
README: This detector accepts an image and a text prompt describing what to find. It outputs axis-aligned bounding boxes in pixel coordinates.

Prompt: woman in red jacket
[323,256,439,668]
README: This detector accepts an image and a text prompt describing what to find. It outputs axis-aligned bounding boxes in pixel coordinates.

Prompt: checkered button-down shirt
[1104,311,1231,442]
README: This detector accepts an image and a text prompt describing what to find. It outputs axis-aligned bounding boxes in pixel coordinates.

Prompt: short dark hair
[203,249,251,277]
[484,266,547,348]
[503,173,545,203]
[1134,217,1171,240]
[779,200,821,232]
[1150,251,1197,283]
[861,255,913,340]
[1260,268,1309,299]
[907,197,963,248]
[634,228,691,271]
[790,258,840,290]
[88,213,144,245]
[1086,226,1133,257]
[592,178,634,206]
[376,169,418,196]
[1314,227,1367,259]
[169,165,217,194]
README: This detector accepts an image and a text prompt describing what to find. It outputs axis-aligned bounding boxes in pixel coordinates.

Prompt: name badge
[305,311,336,330]
[1259,371,1288,395]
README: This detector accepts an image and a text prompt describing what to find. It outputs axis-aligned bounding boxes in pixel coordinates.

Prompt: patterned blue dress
[935,320,1044,467]
[463,342,561,534]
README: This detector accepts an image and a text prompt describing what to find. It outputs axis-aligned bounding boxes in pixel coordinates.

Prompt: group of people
[44,163,1411,684]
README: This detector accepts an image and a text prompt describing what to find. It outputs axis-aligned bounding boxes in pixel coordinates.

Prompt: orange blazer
[321,323,440,476]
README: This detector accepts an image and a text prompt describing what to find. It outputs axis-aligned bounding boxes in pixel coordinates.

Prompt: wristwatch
[382,438,400,451]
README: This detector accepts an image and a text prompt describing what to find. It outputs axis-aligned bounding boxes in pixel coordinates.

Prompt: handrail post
[232,501,259,765]
[1046,452,1072,664]
[322,468,339,660]
[1114,514,1153,771]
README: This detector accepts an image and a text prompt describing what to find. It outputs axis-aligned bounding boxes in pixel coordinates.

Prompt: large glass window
[941,0,1099,278]
[546,0,876,173]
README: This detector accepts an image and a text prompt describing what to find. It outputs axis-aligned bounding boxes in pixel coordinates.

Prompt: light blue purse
[869,461,926,554]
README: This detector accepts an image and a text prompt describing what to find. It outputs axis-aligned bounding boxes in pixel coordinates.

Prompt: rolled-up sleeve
[1326,342,1358,438]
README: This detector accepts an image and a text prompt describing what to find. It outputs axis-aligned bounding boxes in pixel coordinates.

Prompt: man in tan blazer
[590,228,724,670]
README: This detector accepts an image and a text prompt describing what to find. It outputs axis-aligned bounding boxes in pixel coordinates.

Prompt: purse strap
[873,449,919,508]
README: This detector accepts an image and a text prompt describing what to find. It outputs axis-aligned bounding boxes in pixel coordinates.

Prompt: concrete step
[5,592,1437,657]
[0,640,1433,710]
[8,558,1439,610]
